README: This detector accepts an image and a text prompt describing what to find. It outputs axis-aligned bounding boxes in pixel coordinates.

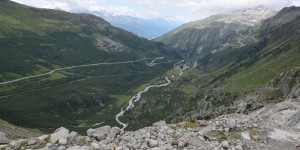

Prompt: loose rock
[59,138,68,145]
[148,139,158,148]
[50,127,70,143]
[0,132,10,144]
[87,125,111,141]
[27,139,37,145]
[222,141,229,148]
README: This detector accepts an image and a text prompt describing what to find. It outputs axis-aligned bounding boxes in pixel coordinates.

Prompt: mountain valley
[0,0,300,149]
[0,0,181,133]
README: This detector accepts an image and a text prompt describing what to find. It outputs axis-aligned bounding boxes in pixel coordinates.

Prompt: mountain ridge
[156,6,276,59]
[99,15,180,39]
[119,6,300,132]
[71,9,180,39]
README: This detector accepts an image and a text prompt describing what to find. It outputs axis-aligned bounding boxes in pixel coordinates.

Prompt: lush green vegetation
[0,0,180,133]
[1,1,299,134]
[118,7,300,130]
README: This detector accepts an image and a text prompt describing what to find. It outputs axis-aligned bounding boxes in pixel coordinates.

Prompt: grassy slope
[1,1,298,133]
[119,8,300,130]
[122,39,299,130]
[0,1,179,78]
[0,1,180,133]
[229,41,300,88]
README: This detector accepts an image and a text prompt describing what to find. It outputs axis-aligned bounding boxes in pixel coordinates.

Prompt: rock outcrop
[0,98,299,150]
[0,132,10,144]
[268,68,300,99]
[50,127,70,143]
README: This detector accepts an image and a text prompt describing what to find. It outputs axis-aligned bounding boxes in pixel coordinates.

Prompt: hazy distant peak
[253,5,269,10]
[222,6,276,26]
[170,6,276,32]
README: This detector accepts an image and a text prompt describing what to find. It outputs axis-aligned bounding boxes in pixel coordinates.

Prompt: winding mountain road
[0,57,160,86]
[0,56,185,131]
[148,57,164,66]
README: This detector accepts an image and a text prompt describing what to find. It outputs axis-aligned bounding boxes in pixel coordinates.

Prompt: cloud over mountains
[12,0,299,23]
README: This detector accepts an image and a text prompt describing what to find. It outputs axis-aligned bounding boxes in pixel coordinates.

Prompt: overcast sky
[11,0,300,23]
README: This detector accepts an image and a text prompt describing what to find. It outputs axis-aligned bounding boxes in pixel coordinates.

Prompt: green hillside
[120,6,300,129]
[0,0,299,134]
[0,0,180,133]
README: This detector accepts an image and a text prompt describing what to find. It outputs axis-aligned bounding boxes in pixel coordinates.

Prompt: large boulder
[222,141,229,148]
[178,141,185,148]
[0,132,10,144]
[50,127,70,143]
[58,146,66,150]
[109,127,121,138]
[148,139,158,148]
[66,145,81,150]
[59,138,68,145]
[38,135,49,141]
[87,125,111,141]
[153,121,167,127]
[10,140,21,149]
[27,139,37,145]
[91,142,101,149]
[68,131,78,139]
[227,119,236,129]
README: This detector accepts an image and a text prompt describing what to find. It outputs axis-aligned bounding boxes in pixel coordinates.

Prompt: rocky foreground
[0,99,300,150]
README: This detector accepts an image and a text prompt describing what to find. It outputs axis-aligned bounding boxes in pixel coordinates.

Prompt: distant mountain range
[99,15,180,39]
[156,6,277,58]
[72,9,180,39]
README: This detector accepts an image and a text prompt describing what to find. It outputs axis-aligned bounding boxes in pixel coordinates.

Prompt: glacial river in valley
[115,59,187,130]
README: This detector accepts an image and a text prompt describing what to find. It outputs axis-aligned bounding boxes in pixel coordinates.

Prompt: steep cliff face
[267,68,300,99]
[251,99,300,129]
[259,6,300,42]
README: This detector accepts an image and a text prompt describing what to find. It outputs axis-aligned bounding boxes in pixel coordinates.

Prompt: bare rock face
[153,120,167,127]
[50,127,70,143]
[251,100,300,129]
[27,139,37,145]
[148,139,158,148]
[87,125,111,141]
[77,14,110,31]
[59,138,68,145]
[0,132,10,144]
[9,140,21,149]
[3,111,300,150]
[267,68,300,99]
[261,6,300,32]
[109,127,121,138]
[2,94,300,150]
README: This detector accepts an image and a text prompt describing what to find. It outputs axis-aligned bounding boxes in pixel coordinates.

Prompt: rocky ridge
[0,99,299,150]
[156,6,276,59]
[267,68,300,99]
